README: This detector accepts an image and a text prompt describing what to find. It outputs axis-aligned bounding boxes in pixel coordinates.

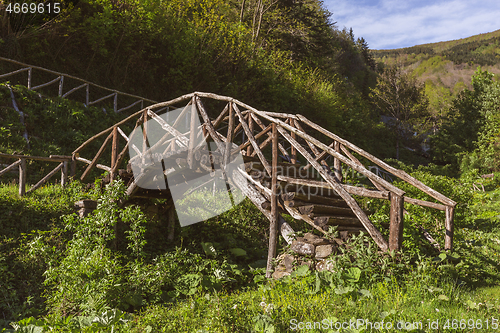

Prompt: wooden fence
[0,57,157,113]
[0,153,73,196]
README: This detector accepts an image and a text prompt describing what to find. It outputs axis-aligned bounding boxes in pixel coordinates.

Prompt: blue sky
[323,0,500,50]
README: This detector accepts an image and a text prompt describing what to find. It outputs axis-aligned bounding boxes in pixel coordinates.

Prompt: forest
[1,0,500,332]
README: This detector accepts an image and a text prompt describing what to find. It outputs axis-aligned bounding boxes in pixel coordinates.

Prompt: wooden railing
[0,153,73,196]
[0,57,157,113]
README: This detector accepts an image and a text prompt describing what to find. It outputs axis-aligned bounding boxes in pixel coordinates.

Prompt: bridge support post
[389,192,404,251]
[111,127,118,181]
[61,161,68,187]
[266,123,279,278]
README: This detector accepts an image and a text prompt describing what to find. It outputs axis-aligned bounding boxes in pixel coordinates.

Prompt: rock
[74,199,98,209]
[272,270,291,279]
[315,244,335,259]
[316,259,335,272]
[298,232,331,246]
[282,254,295,272]
[290,240,315,256]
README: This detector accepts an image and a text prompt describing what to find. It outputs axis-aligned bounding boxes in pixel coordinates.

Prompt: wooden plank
[80,131,113,181]
[445,205,455,250]
[18,158,26,196]
[389,193,404,251]
[28,162,63,193]
[266,123,279,278]
[314,216,363,227]
[298,204,356,217]
[277,125,389,251]
[0,159,21,177]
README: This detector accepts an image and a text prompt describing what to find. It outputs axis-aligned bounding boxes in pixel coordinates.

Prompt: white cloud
[324,0,500,49]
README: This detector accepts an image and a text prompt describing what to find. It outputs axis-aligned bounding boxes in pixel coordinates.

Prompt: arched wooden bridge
[0,89,457,277]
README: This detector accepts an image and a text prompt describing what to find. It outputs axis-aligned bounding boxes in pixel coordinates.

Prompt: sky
[323,0,500,50]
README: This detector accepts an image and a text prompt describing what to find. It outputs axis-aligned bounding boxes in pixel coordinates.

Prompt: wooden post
[27,68,32,89]
[58,76,64,97]
[111,126,118,181]
[61,161,68,187]
[334,141,342,182]
[389,192,404,251]
[18,158,26,196]
[113,93,118,113]
[247,113,254,156]
[224,102,234,167]
[85,84,89,106]
[290,119,297,164]
[70,155,76,179]
[445,205,455,251]
[266,123,279,278]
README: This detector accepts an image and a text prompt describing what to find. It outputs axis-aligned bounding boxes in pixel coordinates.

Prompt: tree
[369,63,429,159]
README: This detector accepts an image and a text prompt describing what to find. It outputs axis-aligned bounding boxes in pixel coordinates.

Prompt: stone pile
[74,199,98,218]
[273,232,340,279]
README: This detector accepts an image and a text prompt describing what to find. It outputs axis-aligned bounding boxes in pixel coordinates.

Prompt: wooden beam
[250,113,290,160]
[224,102,235,167]
[111,126,119,180]
[195,96,222,144]
[340,144,386,191]
[80,131,113,181]
[334,141,342,182]
[61,161,68,187]
[28,162,64,194]
[0,153,71,162]
[0,159,21,177]
[188,97,198,169]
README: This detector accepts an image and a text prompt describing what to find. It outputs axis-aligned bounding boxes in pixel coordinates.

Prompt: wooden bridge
[0,59,456,276]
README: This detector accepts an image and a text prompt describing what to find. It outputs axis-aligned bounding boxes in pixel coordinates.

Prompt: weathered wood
[18,158,26,196]
[266,123,279,278]
[0,153,70,162]
[28,162,64,193]
[88,92,116,106]
[302,142,334,171]
[61,161,68,187]
[58,76,64,96]
[251,135,272,157]
[80,131,113,181]
[62,82,87,98]
[195,96,222,144]
[333,141,342,182]
[75,157,112,172]
[275,175,390,200]
[0,159,21,177]
[239,124,272,151]
[31,76,62,91]
[282,200,338,239]
[250,113,290,160]
[247,113,254,156]
[404,196,446,210]
[299,204,356,217]
[233,104,272,176]
[263,117,406,197]
[224,102,235,167]
[416,225,440,251]
[277,125,389,251]
[233,168,295,244]
[290,121,297,164]
[111,127,119,180]
[314,216,363,227]
[293,119,329,170]
[188,98,198,169]
[295,115,455,206]
[0,67,30,79]
[281,192,344,206]
[389,193,404,251]
[147,108,189,147]
[340,144,385,191]
[445,205,455,250]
